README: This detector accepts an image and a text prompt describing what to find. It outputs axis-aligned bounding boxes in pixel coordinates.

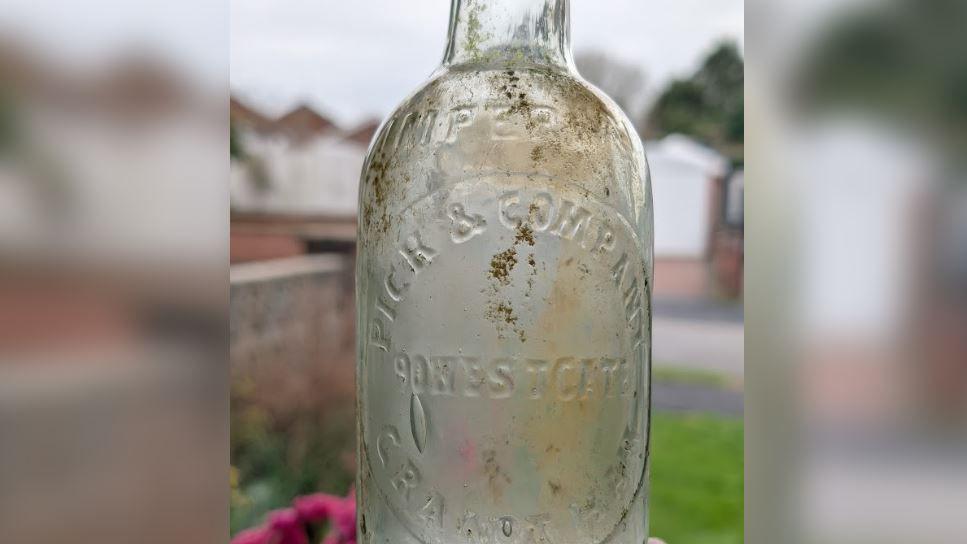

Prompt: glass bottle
[356,1,653,543]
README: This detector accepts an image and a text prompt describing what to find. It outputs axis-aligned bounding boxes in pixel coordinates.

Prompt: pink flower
[232,489,356,544]
[293,493,341,523]
[231,525,271,544]
[268,508,308,544]
[327,490,357,542]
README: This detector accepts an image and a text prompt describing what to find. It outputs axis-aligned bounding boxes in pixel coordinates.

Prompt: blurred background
[229,1,743,543]
[747,0,967,543]
[0,0,226,543]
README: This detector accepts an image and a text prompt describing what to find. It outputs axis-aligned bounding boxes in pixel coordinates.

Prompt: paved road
[653,296,744,324]
[647,297,744,414]
[653,382,744,416]
[652,317,744,378]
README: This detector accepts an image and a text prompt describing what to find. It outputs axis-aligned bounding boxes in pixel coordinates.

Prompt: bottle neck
[443,0,573,70]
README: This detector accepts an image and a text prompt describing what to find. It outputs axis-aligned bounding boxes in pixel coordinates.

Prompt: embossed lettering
[375,295,397,321]
[391,460,421,501]
[525,359,549,399]
[553,357,581,401]
[364,178,648,544]
[458,511,491,543]
[529,193,554,231]
[391,112,417,149]
[419,110,439,144]
[530,106,556,129]
[498,191,599,242]
[632,316,646,350]
[419,492,445,528]
[395,354,410,383]
[550,200,593,241]
[523,513,552,544]
[623,278,643,323]
[376,426,401,467]
[590,224,616,253]
[461,357,486,397]
[600,358,620,398]
[494,103,558,141]
[399,231,437,272]
[429,356,457,396]
[489,358,515,399]
[411,354,430,394]
[377,104,559,149]
[579,359,597,399]
[492,105,518,141]
[385,266,409,301]
[390,110,439,149]
[448,202,487,243]
[618,359,633,396]
[396,352,633,401]
[607,250,647,340]
[446,106,475,142]
[610,252,629,287]
[498,191,522,229]
[455,512,554,544]
[370,318,390,352]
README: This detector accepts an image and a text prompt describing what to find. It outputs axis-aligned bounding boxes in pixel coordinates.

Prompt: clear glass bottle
[356,1,653,543]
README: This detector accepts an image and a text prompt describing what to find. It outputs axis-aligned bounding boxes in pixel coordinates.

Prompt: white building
[231,134,364,217]
[645,134,730,259]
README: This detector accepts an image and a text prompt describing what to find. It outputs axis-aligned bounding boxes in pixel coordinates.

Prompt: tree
[694,42,744,117]
[796,0,967,160]
[644,41,744,155]
[647,80,708,137]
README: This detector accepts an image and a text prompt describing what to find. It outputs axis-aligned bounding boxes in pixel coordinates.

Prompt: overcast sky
[231,0,744,127]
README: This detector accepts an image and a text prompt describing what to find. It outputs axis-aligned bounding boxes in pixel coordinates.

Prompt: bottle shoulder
[369,65,645,165]
[359,66,651,239]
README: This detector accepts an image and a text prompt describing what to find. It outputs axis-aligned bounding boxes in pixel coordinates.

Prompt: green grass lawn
[652,366,743,390]
[649,412,744,544]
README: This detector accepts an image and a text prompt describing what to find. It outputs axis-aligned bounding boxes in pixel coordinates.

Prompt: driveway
[652,317,744,378]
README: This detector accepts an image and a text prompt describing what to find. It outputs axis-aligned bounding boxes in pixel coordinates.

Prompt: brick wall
[654,258,710,298]
[230,255,356,421]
